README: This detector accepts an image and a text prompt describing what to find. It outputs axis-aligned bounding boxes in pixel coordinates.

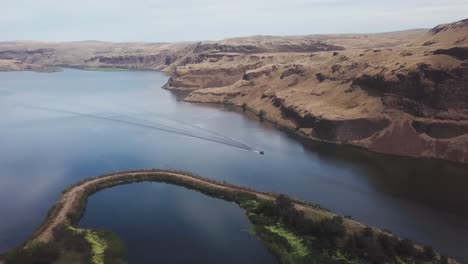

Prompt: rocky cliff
[176,20,468,163]
[1,19,467,163]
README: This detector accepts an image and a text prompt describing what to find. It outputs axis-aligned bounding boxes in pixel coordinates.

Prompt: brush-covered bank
[0,170,457,264]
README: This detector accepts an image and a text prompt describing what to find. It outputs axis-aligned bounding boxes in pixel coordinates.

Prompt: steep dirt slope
[163,29,428,90]
[0,59,48,71]
[175,20,468,163]
[0,21,466,163]
[0,29,425,72]
[413,19,468,47]
[0,41,197,70]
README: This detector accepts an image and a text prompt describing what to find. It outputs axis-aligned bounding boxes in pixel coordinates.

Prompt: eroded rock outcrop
[1,18,467,163]
[181,19,468,163]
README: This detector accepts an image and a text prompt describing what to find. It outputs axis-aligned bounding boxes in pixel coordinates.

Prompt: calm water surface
[80,183,276,263]
[0,69,467,262]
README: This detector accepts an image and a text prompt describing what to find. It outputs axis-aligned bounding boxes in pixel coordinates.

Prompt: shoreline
[2,66,467,165]
[165,82,468,167]
[8,169,333,247]
[0,169,458,264]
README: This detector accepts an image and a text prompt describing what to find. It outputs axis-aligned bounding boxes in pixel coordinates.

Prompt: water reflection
[0,69,467,261]
[80,183,277,264]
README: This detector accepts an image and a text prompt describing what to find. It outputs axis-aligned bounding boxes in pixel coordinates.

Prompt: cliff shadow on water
[187,101,468,219]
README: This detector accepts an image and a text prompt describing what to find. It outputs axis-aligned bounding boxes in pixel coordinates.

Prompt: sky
[1,0,467,42]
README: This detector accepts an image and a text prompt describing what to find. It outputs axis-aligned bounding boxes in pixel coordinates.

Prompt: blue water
[80,183,276,263]
[0,69,467,262]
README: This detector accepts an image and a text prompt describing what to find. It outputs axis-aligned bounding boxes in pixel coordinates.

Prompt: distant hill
[414,18,468,47]
[1,18,467,163]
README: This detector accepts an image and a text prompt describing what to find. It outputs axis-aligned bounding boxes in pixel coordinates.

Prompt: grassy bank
[3,226,125,264]
[80,67,132,72]
[239,195,446,264]
[0,170,453,264]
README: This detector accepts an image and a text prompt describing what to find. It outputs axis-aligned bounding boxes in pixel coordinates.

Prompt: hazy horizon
[1,0,467,42]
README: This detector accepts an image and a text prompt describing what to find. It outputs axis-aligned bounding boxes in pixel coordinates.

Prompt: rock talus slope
[173,20,468,163]
[1,19,467,163]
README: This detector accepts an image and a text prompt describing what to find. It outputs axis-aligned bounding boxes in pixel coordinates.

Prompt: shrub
[377,233,398,258]
[256,226,292,252]
[345,227,388,264]
[5,242,60,264]
[255,200,279,218]
[97,230,126,263]
[396,238,415,257]
[258,110,266,121]
[241,103,247,111]
[317,216,345,239]
[234,192,258,203]
[315,73,326,82]
[53,225,92,255]
[423,245,436,260]
[439,255,449,264]
[248,214,276,225]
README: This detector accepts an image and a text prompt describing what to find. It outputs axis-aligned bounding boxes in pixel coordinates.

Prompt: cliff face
[177,20,468,163]
[1,20,467,163]
[0,41,197,70]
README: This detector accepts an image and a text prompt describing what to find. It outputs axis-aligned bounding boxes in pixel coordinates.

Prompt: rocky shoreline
[165,80,468,165]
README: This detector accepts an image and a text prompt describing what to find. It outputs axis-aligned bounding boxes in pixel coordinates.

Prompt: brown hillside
[1,19,467,163]
[413,19,468,47]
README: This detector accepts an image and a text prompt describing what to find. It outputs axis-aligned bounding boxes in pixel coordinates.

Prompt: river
[0,69,467,262]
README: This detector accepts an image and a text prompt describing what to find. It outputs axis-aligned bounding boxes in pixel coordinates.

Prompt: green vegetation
[265,225,309,257]
[240,195,349,263]
[240,199,258,210]
[4,225,124,264]
[3,242,60,264]
[81,67,130,72]
[66,226,125,264]
[0,170,449,264]
[35,67,63,73]
[238,194,443,264]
